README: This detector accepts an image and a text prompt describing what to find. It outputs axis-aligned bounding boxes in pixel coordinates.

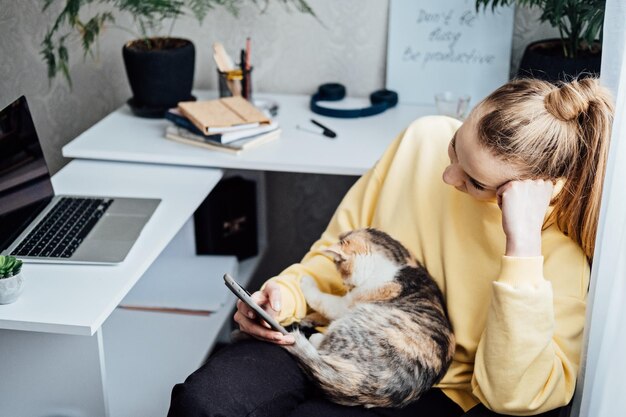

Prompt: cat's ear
[323,244,346,263]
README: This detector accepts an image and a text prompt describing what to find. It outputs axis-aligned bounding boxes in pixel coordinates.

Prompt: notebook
[0,96,160,264]
[165,125,281,155]
[165,108,278,144]
[178,96,270,134]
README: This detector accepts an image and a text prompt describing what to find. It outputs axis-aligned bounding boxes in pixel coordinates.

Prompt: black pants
[167,339,564,417]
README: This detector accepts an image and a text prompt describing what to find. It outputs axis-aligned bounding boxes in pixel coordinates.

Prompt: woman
[167,77,614,417]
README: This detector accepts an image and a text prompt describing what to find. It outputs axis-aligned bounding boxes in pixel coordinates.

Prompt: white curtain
[571,0,626,416]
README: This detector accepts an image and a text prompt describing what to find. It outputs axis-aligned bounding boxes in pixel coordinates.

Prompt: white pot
[0,272,24,304]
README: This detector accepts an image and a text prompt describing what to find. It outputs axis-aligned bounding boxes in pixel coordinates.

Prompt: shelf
[103,308,226,417]
[237,244,266,287]
[120,220,238,312]
[102,217,266,417]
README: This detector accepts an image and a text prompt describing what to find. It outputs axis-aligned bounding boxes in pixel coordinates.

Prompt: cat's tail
[282,329,389,408]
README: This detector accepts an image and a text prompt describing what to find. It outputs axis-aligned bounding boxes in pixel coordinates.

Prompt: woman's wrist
[498,255,545,287]
[505,233,542,257]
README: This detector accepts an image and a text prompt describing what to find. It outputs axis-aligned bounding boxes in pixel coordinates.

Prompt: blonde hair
[476,78,614,261]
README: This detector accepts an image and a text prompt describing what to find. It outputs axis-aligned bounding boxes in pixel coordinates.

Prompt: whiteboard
[386,0,514,106]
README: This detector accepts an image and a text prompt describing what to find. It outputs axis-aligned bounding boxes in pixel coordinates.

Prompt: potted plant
[41,0,315,117]
[476,0,605,82]
[0,256,24,305]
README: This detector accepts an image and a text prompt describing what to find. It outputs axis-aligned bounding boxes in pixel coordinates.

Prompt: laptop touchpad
[89,214,146,242]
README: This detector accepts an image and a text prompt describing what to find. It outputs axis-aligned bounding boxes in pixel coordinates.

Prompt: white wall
[0,1,556,174]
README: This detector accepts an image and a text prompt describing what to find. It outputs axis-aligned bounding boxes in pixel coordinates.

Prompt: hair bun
[544,79,595,122]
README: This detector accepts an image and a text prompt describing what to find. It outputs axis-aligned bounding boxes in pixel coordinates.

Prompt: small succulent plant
[0,256,23,279]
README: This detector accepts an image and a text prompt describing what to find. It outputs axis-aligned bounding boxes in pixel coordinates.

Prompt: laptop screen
[0,96,54,250]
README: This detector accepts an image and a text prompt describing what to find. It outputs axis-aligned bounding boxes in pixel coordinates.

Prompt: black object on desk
[310,119,337,138]
[310,83,398,118]
[194,176,258,260]
[127,95,196,119]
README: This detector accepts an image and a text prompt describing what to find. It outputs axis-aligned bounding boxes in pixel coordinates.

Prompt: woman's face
[442,109,523,201]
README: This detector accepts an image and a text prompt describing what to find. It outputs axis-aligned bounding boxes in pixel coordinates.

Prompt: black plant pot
[123,37,195,118]
[517,39,601,84]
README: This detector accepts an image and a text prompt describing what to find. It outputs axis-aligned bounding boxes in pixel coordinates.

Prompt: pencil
[245,37,251,70]
[119,305,214,316]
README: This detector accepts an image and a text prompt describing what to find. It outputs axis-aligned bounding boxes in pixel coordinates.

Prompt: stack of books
[164,96,281,154]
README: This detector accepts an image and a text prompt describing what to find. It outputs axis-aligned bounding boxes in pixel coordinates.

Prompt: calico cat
[283,228,455,408]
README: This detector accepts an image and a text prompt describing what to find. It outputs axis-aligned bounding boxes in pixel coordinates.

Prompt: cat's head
[323,228,416,289]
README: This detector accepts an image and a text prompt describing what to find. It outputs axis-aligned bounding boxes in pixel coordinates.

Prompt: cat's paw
[309,332,324,349]
[300,275,319,299]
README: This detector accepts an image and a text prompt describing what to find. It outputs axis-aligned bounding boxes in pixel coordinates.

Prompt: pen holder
[217,67,253,101]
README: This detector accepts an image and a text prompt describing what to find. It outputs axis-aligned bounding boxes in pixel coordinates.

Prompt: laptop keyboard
[11,197,114,258]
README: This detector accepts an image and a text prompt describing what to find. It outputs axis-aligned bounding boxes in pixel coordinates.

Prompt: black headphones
[310,83,398,118]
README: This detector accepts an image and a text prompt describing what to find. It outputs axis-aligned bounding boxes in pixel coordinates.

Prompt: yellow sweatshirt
[265,116,589,415]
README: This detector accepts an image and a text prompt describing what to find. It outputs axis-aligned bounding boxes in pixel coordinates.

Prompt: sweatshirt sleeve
[471,255,588,415]
[262,134,405,326]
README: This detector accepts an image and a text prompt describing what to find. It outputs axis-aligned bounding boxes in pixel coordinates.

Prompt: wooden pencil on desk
[213,42,242,96]
[118,305,214,316]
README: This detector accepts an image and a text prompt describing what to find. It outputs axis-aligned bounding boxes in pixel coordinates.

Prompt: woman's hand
[233,281,294,345]
[496,179,554,257]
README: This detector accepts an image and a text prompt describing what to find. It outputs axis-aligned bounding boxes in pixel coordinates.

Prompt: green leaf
[4,257,15,272]
[42,0,58,11]
[14,261,23,276]
[0,256,22,278]
[41,0,316,85]
[187,0,216,21]
[476,0,605,55]
[41,45,57,79]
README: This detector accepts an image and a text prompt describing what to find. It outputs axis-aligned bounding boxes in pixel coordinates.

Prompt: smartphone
[223,273,289,335]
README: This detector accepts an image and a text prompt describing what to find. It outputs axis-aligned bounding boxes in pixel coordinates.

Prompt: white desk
[11,92,434,417]
[63,92,434,175]
[0,160,257,417]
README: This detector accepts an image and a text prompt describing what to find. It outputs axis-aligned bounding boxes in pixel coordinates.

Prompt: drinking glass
[434,92,471,120]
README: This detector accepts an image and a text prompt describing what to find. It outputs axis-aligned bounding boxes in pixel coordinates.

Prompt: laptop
[0,96,161,264]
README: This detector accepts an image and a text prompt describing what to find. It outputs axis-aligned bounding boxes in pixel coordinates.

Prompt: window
[571,2,626,416]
